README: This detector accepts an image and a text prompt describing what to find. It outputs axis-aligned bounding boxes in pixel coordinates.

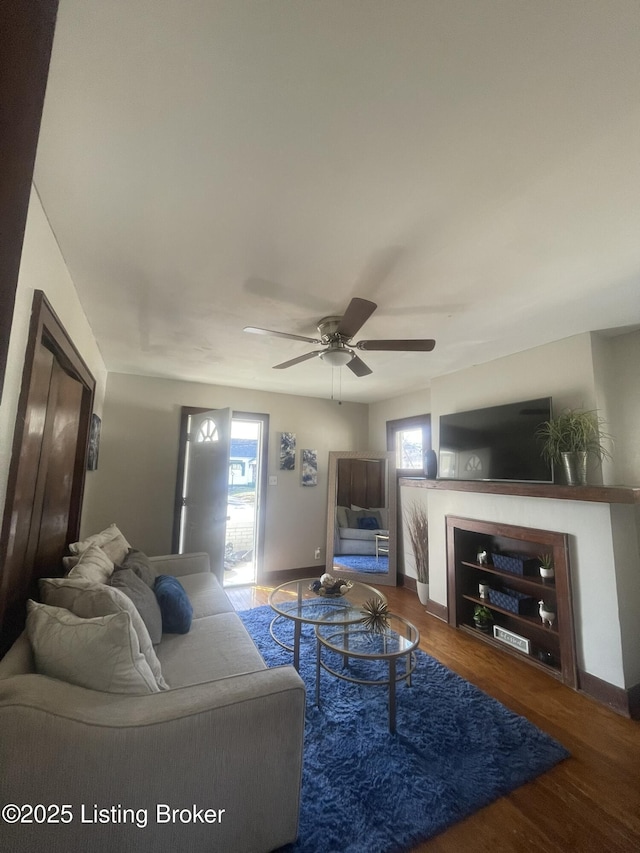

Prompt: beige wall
[368,388,431,449]
[81,372,368,574]
[592,329,640,485]
[0,188,107,517]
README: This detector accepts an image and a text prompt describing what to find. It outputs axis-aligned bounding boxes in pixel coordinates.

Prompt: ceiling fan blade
[244,326,320,344]
[356,338,436,352]
[347,355,373,377]
[336,298,377,340]
[273,351,323,370]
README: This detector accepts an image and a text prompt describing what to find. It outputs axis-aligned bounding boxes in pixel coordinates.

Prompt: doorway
[174,409,268,586]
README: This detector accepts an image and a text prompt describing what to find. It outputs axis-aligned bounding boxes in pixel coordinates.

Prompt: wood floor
[227,583,640,853]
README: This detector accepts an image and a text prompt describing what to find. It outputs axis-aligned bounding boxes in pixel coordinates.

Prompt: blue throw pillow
[154,575,193,634]
[357,515,379,530]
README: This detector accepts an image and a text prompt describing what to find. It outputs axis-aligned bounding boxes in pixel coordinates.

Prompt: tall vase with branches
[405,501,429,605]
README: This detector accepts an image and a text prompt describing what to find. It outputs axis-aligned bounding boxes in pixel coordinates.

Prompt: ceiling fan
[244,297,435,377]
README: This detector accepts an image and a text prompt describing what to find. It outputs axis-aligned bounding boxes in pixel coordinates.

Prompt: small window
[197,418,219,443]
[387,415,431,477]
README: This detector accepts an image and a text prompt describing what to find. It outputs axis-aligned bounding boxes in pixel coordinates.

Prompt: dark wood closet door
[0,292,95,654]
[31,357,84,577]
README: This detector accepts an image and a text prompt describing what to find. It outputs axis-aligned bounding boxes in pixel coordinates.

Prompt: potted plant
[404,500,429,605]
[538,553,555,580]
[473,605,493,633]
[535,408,612,485]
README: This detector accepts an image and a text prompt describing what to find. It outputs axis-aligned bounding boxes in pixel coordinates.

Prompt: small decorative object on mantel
[309,573,353,597]
[538,600,556,628]
[538,554,555,580]
[360,598,390,633]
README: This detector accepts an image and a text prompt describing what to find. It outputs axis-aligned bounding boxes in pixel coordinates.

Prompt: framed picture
[87,413,101,470]
[301,449,318,486]
[279,432,296,470]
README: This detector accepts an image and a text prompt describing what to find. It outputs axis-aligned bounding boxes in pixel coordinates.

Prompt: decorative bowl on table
[309,574,353,597]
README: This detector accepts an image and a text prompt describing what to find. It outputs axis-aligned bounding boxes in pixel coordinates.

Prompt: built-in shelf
[401,477,640,504]
[447,515,577,688]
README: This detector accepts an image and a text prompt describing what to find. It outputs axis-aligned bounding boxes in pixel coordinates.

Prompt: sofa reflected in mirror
[325,451,397,587]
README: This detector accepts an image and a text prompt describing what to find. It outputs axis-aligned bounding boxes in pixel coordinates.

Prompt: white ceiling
[33,0,640,403]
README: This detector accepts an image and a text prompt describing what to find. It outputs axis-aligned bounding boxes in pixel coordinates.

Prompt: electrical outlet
[314,547,321,560]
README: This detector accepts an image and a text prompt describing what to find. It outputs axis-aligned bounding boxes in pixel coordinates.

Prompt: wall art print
[279,432,296,470]
[301,449,318,486]
[87,413,101,470]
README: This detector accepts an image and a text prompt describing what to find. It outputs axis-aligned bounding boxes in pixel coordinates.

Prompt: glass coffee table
[315,613,419,733]
[268,578,386,671]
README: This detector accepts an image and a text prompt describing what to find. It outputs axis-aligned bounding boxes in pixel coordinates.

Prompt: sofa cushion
[67,543,115,584]
[336,505,349,528]
[119,549,157,589]
[26,601,160,695]
[39,576,168,690]
[154,575,193,634]
[178,572,235,619]
[68,523,130,564]
[155,612,266,688]
[110,568,162,644]
[352,504,389,530]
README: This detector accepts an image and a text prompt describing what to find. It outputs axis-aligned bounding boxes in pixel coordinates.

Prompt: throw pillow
[335,505,349,529]
[110,568,162,644]
[68,523,131,564]
[120,549,157,589]
[357,515,380,530]
[154,575,193,634]
[346,508,382,529]
[67,543,115,585]
[26,601,160,695]
[39,577,168,690]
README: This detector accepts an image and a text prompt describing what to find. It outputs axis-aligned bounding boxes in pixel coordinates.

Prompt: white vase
[416,581,429,605]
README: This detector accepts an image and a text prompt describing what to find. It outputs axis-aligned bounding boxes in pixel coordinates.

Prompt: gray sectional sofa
[0,550,306,853]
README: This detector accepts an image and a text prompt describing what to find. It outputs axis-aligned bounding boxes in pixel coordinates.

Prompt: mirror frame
[325,450,397,587]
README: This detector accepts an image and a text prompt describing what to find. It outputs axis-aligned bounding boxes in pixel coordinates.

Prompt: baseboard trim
[259,566,319,585]
[578,669,640,719]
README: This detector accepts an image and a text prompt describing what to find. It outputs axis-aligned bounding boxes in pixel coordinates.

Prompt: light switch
[269,475,278,486]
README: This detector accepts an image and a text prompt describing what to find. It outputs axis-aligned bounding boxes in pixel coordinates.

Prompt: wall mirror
[325,450,397,587]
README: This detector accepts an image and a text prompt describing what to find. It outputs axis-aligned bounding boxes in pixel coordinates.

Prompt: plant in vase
[538,553,555,580]
[473,605,493,633]
[535,407,612,485]
[405,501,429,605]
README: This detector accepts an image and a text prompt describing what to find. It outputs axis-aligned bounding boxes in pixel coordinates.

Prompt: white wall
[0,188,107,517]
[82,372,368,574]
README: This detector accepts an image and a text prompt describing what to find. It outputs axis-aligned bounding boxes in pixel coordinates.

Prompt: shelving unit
[446,516,577,687]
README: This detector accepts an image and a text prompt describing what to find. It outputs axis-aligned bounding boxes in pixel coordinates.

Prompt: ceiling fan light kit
[244,297,436,377]
[320,347,354,368]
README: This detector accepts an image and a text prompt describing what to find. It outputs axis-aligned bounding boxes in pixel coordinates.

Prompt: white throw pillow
[67,543,115,585]
[39,577,168,690]
[68,523,131,564]
[26,601,160,695]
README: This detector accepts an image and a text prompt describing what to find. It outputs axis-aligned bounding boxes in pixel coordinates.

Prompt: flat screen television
[438,397,553,483]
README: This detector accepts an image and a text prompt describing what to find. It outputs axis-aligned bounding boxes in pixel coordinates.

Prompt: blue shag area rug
[239,605,569,853]
[333,554,389,573]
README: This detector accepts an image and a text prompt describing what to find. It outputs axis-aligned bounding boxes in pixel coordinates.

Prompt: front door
[178,409,231,582]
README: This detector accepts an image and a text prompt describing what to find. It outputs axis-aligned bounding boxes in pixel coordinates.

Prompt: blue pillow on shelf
[154,575,193,634]
[357,515,380,530]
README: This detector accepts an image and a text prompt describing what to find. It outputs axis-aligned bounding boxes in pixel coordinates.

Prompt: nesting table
[268,578,387,671]
[315,612,419,733]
